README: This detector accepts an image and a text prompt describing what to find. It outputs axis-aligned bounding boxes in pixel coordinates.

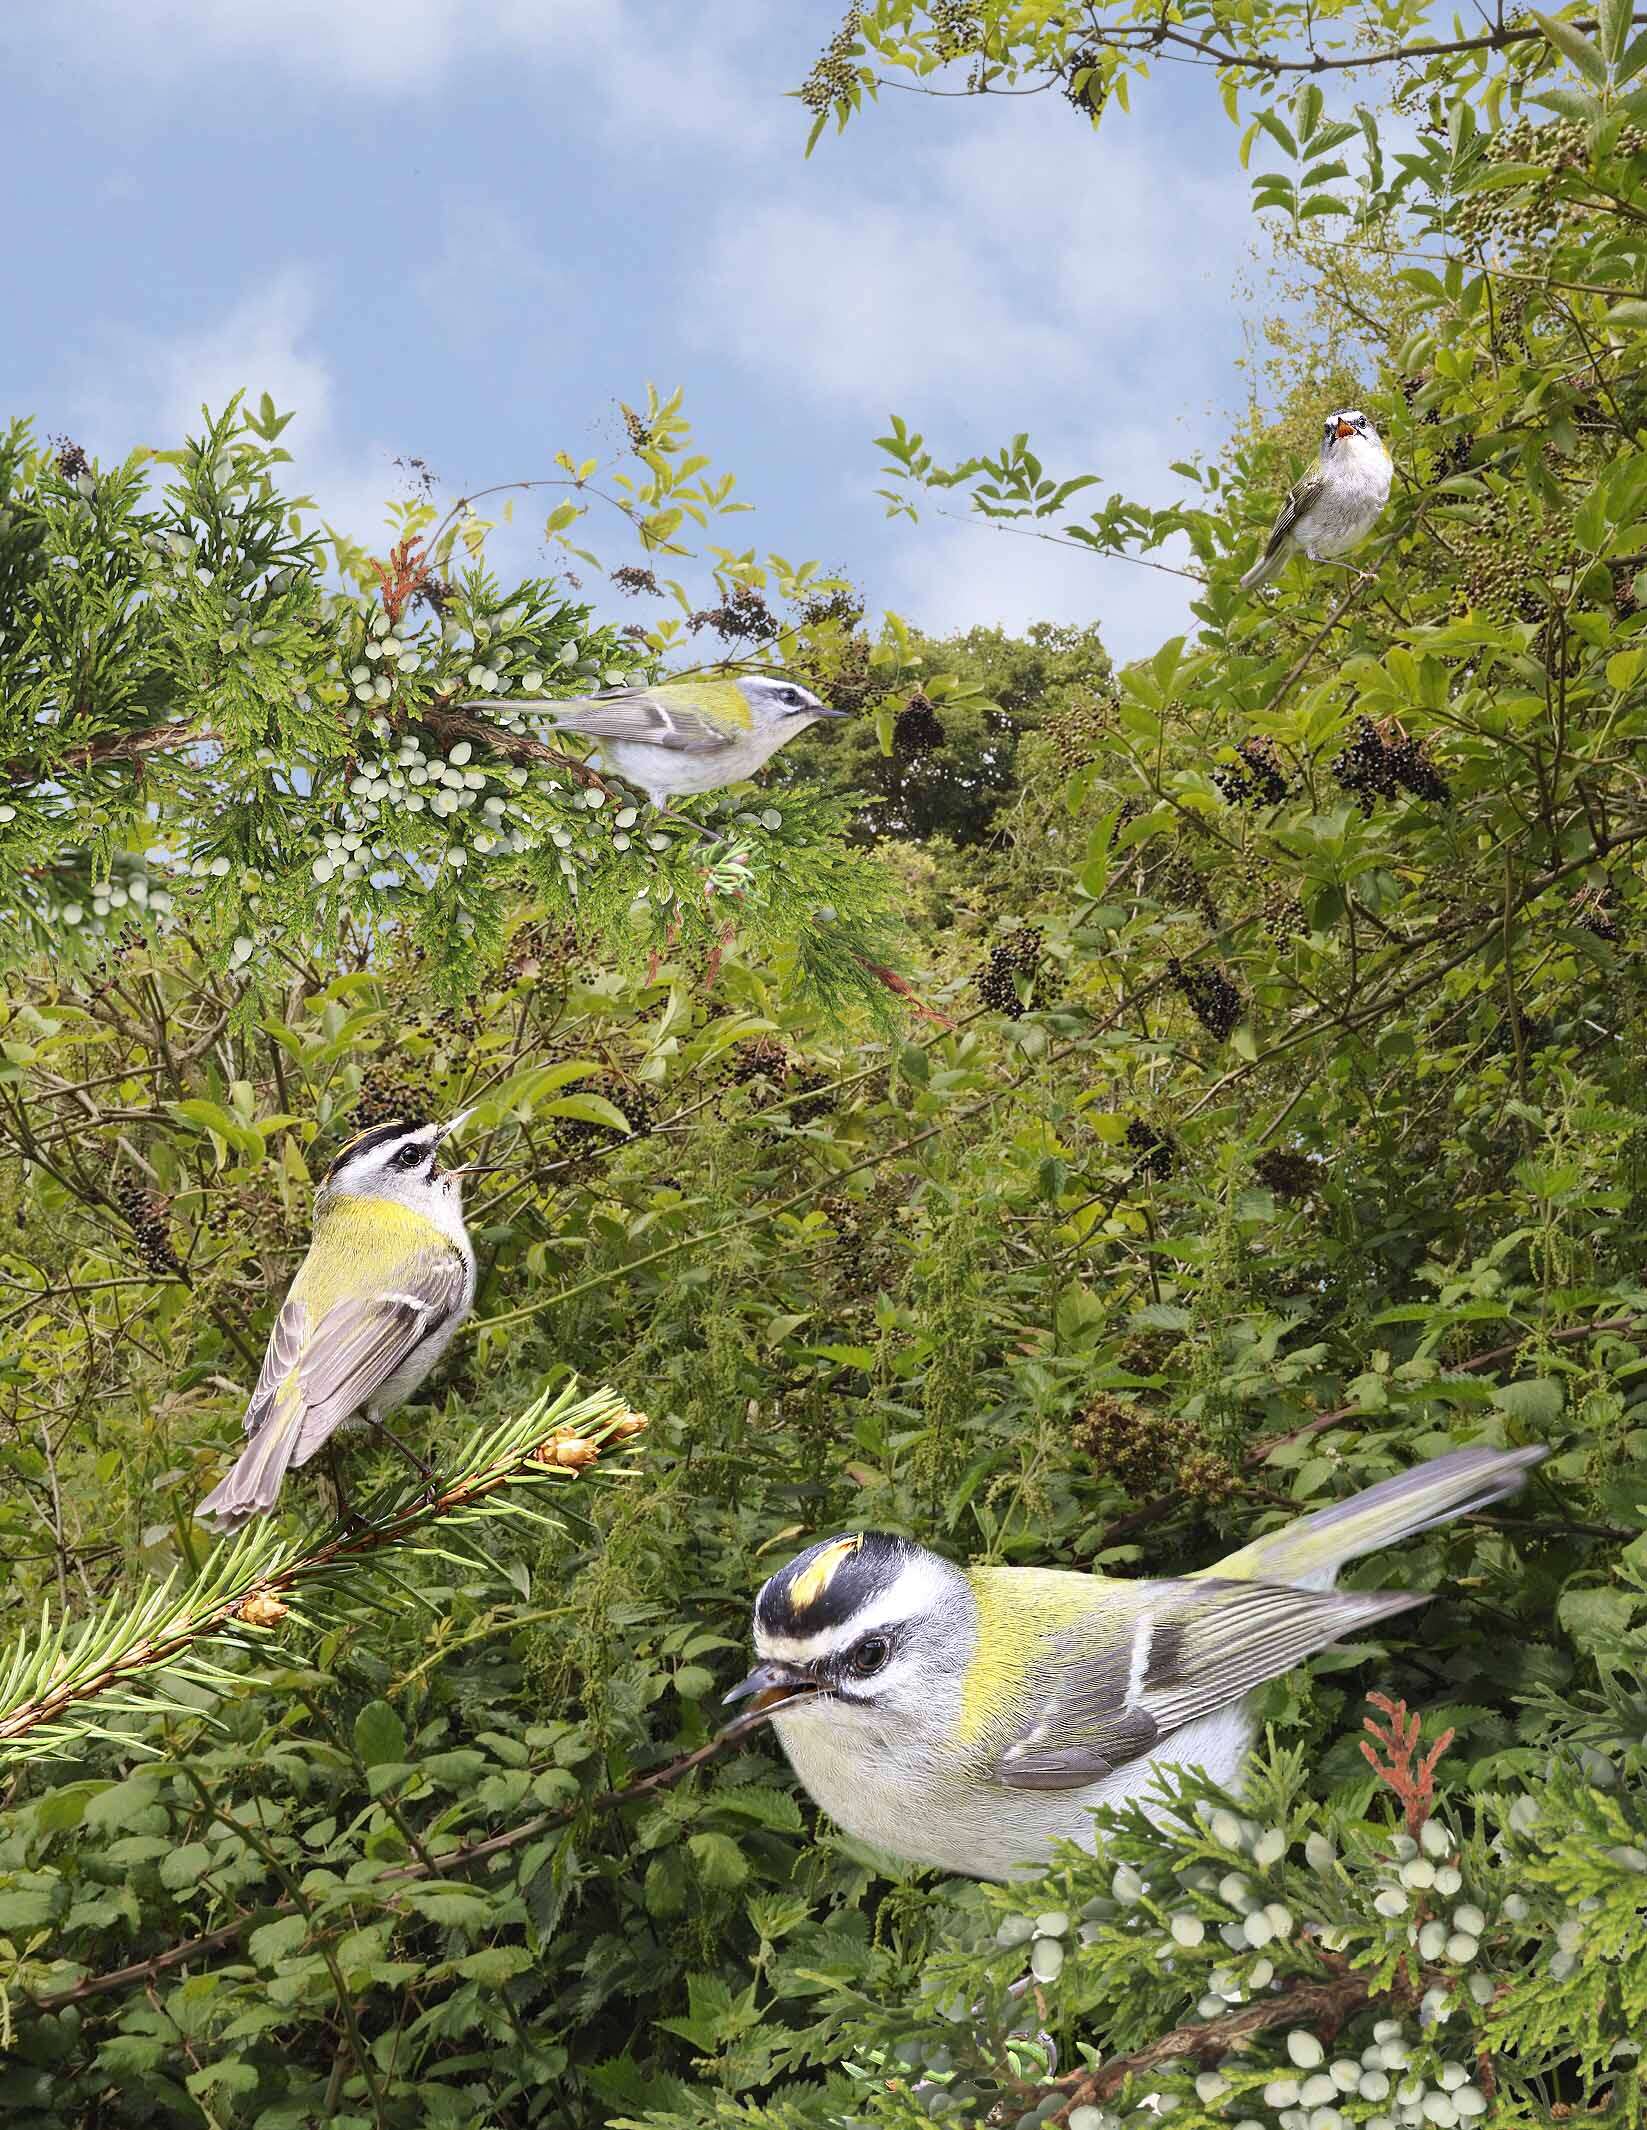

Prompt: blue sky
[1,2,1267,662]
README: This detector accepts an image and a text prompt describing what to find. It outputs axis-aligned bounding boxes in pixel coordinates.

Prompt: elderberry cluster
[555,1073,656,1152]
[1125,1117,1177,1181]
[115,1178,180,1276]
[1168,956,1243,1041]
[1214,736,1290,808]
[1254,1147,1319,1201]
[893,694,947,758]
[1572,889,1621,941]
[1331,719,1450,812]
[725,1035,789,1089]
[975,929,1047,1019]
[355,1062,431,1132]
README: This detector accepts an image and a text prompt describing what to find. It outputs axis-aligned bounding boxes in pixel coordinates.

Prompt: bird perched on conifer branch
[196,1114,478,1532]
[726,1444,1545,1879]
[458,674,848,810]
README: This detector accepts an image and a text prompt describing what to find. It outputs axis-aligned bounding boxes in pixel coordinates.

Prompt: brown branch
[1077,13,1647,76]
[1049,1968,1383,2122]
[417,704,621,797]
[6,723,209,785]
[26,1706,779,2013]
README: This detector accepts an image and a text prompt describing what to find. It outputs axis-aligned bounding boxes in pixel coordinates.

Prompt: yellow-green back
[654,678,753,730]
[291,1193,451,1316]
[957,1566,1120,1746]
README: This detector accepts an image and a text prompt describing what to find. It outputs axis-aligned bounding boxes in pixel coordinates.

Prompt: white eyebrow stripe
[752,1552,959,1664]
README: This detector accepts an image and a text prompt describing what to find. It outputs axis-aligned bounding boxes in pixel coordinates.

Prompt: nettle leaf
[353,1698,408,1768]
[687,1830,749,1889]
[1492,1377,1566,1426]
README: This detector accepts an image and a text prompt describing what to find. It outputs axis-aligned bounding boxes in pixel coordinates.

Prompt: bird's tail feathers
[195,1416,306,1535]
[1239,548,1283,593]
[1210,1444,1547,1588]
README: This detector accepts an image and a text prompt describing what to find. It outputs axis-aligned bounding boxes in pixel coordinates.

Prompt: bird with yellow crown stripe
[195,1113,477,1532]
[458,675,848,811]
[726,1445,1544,1879]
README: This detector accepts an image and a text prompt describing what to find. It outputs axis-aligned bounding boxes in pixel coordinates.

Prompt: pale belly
[772,1702,1259,1881]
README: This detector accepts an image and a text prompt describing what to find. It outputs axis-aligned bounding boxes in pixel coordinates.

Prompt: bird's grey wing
[463,689,738,757]
[1256,464,1330,564]
[239,1295,306,1439]
[287,1250,469,1461]
[992,1577,1426,1791]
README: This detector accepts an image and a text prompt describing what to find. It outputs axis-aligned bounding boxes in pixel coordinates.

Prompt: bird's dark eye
[849,1635,891,1678]
[395,1144,425,1171]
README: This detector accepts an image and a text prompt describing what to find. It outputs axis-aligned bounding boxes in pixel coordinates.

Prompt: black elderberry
[726,1035,790,1088]
[115,1177,180,1276]
[1330,717,1400,812]
[1125,1118,1177,1181]
[1386,735,1451,804]
[1254,1147,1318,1201]
[1167,955,1243,1041]
[974,929,1047,1019]
[1044,692,1115,770]
[893,694,946,758]
[356,1061,431,1131]
[1215,736,1290,808]
[556,1071,656,1150]
[1572,888,1621,941]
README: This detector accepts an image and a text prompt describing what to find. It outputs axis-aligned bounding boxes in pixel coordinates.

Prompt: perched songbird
[459,674,848,810]
[196,1115,478,1533]
[726,1445,1544,1879]
[1239,409,1392,594]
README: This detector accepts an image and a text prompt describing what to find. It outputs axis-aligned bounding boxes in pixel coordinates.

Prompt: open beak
[436,1108,476,1174]
[1334,420,1356,440]
[722,1659,823,1715]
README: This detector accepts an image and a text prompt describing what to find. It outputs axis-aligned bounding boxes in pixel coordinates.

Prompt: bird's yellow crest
[788,1534,863,1614]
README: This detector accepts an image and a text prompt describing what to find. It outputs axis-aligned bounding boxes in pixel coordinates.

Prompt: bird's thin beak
[809,703,850,720]
[722,1660,822,1714]
[1335,420,1356,440]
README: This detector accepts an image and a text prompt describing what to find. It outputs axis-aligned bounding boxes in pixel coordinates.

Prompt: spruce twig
[0,1381,646,1765]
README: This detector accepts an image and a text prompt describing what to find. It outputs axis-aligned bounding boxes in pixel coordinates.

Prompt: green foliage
[10,8,1647,2122]
[0,392,906,1018]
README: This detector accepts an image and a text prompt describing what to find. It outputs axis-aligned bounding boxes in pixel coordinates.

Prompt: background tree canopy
[3,3,1647,2126]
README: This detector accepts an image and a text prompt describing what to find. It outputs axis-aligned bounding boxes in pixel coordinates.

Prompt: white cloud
[685,94,1250,661]
[65,269,409,549]
[688,95,1252,432]
[4,0,780,140]
[883,507,1204,668]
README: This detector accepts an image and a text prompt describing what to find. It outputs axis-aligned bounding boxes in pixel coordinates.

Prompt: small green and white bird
[1240,409,1393,594]
[459,674,848,810]
[726,1445,1544,1880]
[196,1114,478,1533]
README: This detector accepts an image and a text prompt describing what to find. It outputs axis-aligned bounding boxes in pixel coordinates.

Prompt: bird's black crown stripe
[323,1120,430,1182]
[757,1530,911,1636]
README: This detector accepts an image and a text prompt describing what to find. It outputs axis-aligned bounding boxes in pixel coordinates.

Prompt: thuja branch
[0,1380,645,1765]
[1047,1967,1441,2124]
[26,1703,779,2013]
